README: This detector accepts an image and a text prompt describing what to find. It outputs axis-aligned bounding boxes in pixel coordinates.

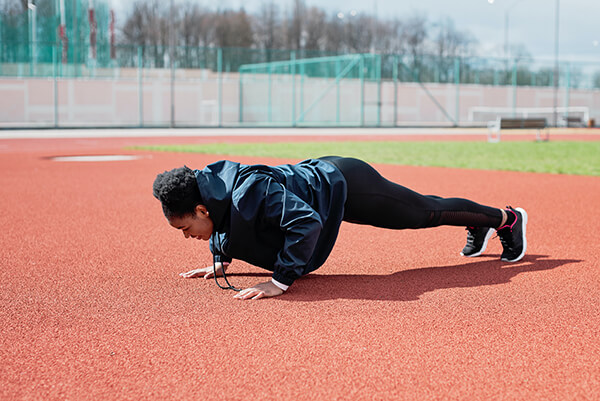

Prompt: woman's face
[168,205,214,241]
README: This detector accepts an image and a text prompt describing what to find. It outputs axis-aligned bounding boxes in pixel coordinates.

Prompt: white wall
[1,69,599,127]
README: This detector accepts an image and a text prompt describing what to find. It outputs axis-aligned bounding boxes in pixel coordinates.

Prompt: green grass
[136,141,600,176]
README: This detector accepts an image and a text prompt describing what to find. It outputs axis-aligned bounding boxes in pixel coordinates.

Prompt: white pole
[59,0,66,64]
[504,0,527,59]
[28,0,36,75]
[504,11,509,59]
[59,0,66,22]
[371,1,377,53]
[170,0,175,127]
[553,0,560,127]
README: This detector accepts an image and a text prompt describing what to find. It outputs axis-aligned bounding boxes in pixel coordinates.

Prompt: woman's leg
[320,156,527,262]
[320,156,503,229]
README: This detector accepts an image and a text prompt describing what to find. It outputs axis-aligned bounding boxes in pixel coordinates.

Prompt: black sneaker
[460,227,495,257]
[497,207,528,262]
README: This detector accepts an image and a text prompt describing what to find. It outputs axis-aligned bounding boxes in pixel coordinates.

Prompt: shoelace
[496,227,514,249]
[465,227,477,246]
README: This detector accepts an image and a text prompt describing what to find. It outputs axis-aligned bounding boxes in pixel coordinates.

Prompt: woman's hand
[234,280,284,300]
[179,262,228,279]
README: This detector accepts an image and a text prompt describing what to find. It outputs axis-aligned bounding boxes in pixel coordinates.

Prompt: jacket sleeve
[261,178,323,287]
[209,234,233,265]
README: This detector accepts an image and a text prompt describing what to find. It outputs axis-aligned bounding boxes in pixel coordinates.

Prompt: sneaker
[460,227,495,257]
[497,206,528,262]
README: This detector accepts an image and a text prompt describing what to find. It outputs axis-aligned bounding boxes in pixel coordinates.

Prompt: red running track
[1,136,599,400]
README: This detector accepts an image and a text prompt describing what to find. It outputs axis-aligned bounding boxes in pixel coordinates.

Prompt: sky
[115,0,600,62]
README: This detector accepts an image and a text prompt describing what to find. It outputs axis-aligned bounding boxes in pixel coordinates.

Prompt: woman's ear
[195,204,209,217]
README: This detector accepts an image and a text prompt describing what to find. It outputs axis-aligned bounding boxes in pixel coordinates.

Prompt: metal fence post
[565,62,571,121]
[360,55,365,126]
[512,59,518,117]
[300,62,305,123]
[0,14,2,72]
[268,63,272,123]
[217,47,222,127]
[170,46,175,128]
[137,46,143,127]
[393,55,398,127]
[454,58,460,125]
[73,0,78,77]
[238,63,244,124]
[53,45,58,127]
[377,55,382,127]
[29,4,36,77]
[291,50,296,127]
[335,57,341,124]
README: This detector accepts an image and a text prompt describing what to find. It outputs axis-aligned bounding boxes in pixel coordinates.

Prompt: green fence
[1,41,599,90]
[1,41,599,128]
[239,54,381,126]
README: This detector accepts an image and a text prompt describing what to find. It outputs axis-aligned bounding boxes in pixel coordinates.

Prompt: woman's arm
[232,178,323,300]
[263,179,323,287]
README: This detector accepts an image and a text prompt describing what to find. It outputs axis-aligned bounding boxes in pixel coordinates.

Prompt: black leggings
[320,156,503,229]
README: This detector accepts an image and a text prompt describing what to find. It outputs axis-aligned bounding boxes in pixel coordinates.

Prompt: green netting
[239,53,381,81]
[0,0,112,76]
[238,54,382,126]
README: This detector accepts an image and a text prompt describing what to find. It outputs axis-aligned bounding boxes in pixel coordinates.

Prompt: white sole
[461,227,495,257]
[501,207,528,262]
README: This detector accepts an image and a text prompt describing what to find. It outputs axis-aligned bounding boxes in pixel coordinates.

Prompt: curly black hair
[153,166,202,218]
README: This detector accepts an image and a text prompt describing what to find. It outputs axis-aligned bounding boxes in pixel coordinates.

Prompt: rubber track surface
[1,136,599,400]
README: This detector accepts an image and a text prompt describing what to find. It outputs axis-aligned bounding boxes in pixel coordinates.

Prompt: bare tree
[401,13,428,66]
[303,6,326,51]
[509,43,532,62]
[113,0,545,82]
[433,18,477,59]
[432,18,478,81]
[121,0,170,66]
[214,9,253,48]
[323,12,344,53]
[253,2,283,50]
[0,0,27,62]
[179,1,202,48]
[2,0,28,12]
[0,0,26,25]
[195,10,218,48]
[371,18,403,54]
[346,15,374,53]
[122,0,168,46]
[287,0,305,49]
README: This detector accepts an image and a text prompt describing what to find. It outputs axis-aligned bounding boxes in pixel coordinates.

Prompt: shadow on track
[282,254,581,302]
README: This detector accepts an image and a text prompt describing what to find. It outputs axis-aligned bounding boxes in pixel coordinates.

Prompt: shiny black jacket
[194,159,347,286]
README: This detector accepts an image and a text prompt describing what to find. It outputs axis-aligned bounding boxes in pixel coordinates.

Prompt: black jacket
[194,159,347,286]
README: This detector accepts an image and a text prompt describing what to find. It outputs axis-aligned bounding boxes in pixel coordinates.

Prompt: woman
[153,157,527,300]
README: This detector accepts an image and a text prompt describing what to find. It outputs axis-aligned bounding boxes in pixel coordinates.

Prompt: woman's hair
[153,166,202,218]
